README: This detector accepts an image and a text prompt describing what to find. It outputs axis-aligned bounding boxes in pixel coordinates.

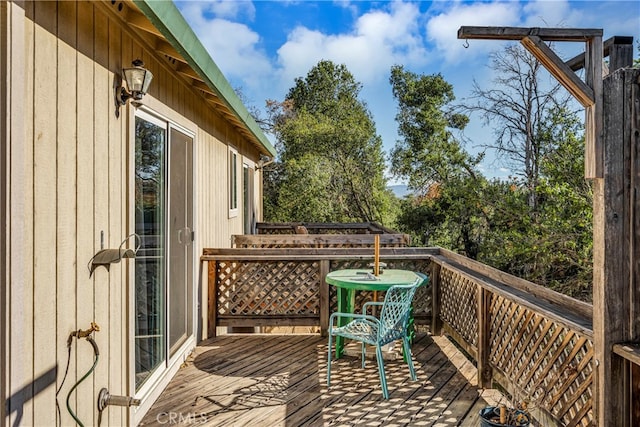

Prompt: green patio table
[325,268,427,358]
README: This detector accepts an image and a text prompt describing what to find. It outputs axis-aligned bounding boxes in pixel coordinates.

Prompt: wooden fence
[255,221,399,235]
[200,246,594,426]
[232,233,411,248]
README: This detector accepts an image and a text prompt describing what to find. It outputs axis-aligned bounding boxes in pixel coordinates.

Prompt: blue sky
[174,0,639,181]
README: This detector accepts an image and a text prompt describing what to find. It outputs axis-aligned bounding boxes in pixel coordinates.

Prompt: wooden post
[630,68,640,427]
[607,36,634,73]
[593,68,639,427]
[584,36,603,178]
[477,287,492,388]
[430,262,442,335]
[198,258,205,341]
[634,364,640,425]
[207,260,218,338]
[319,259,330,337]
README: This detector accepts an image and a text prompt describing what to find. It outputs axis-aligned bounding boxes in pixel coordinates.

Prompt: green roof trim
[133,0,276,157]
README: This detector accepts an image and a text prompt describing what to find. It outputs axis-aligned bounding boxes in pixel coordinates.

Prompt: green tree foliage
[389,65,487,257]
[397,178,492,259]
[390,66,486,258]
[264,60,396,224]
[389,65,478,193]
[391,58,593,302]
[480,108,592,300]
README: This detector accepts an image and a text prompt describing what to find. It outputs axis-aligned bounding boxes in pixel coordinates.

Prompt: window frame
[229,146,239,217]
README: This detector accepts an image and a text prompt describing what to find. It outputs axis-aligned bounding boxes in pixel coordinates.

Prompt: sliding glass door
[168,128,193,356]
[134,111,194,391]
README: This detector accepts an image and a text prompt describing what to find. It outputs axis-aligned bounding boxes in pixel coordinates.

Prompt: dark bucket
[479,406,530,427]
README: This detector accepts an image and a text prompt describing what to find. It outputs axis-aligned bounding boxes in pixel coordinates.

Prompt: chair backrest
[378,279,422,343]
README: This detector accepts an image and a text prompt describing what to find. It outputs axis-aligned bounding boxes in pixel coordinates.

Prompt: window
[229,147,238,215]
[243,163,255,234]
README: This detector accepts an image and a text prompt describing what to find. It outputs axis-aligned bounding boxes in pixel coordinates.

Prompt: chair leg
[327,334,333,387]
[375,345,389,399]
[402,337,417,381]
[361,342,366,369]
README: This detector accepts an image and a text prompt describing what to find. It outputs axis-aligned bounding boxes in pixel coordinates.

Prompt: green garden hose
[66,337,100,427]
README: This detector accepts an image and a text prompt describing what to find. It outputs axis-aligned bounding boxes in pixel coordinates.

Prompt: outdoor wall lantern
[115,59,153,117]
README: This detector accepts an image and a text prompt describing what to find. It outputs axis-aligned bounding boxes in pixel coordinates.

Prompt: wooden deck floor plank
[404,364,474,426]
[182,334,316,388]
[311,338,458,426]
[142,335,322,422]
[143,335,296,410]
[173,334,287,382]
[140,333,506,426]
[270,348,390,425]
[431,382,483,426]
[297,335,481,427]
[321,360,457,427]
[289,339,448,425]
[298,336,452,426]
[212,338,330,426]
[397,349,483,426]
[275,359,419,425]
[199,335,326,425]
[372,354,463,426]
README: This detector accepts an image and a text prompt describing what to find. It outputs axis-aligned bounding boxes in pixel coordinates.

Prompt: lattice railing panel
[489,294,594,426]
[439,268,478,347]
[216,260,320,315]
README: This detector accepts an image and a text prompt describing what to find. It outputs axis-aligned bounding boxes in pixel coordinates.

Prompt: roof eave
[133,0,276,157]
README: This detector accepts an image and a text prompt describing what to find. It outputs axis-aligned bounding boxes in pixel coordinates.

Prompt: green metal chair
[327,278,423,399]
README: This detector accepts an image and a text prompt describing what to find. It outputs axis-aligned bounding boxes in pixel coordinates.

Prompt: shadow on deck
[140,333,504,426]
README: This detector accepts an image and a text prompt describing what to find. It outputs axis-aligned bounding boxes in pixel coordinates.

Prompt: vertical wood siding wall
[4,1,261,425]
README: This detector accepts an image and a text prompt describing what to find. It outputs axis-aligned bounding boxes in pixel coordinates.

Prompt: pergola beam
[566,36,634,72]
[457,26,602,41]
[521,35,594,107]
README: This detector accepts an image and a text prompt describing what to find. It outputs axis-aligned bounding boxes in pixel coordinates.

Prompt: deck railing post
[430,262,442,335]
[319,259,330,336]
[593,67,639,427]
[477,286,492,388]
[207,259,218,338]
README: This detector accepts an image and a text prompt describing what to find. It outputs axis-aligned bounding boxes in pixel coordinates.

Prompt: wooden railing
[255,221,399,234]
[232,233,411,248]
[200,246,594,426]
[430,248,593,427]
[202,247,435,334]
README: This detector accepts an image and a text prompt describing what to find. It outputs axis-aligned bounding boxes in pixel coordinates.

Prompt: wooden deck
[140,333,505,426]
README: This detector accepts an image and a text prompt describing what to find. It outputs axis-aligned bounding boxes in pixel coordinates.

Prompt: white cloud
[275,2,427,88]
[572,1,640,40]
[178,0,255,21]
[426,2,522,64]
[522,0,577,27]
[176,2,271,90]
